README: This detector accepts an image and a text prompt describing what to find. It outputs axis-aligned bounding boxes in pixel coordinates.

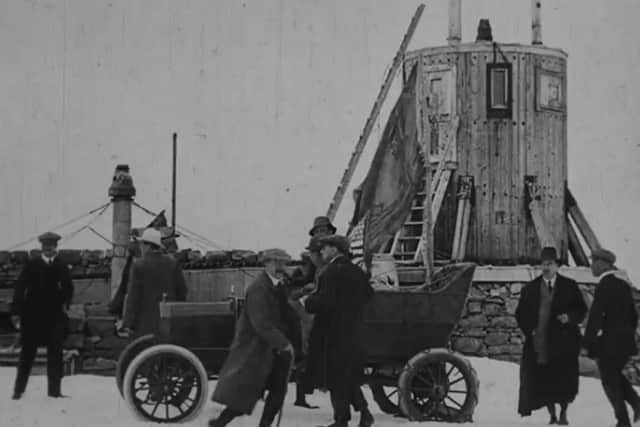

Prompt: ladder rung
[399,236,420,240]
[411,206,424,210]
[404,221,423,225]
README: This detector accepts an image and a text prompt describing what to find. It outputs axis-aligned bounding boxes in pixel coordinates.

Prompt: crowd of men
[7,218,640,427]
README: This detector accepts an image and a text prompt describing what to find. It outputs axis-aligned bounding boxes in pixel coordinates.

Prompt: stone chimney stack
[108,164,136,299]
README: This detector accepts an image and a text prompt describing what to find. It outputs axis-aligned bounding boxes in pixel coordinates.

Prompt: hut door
[423,65,456,165]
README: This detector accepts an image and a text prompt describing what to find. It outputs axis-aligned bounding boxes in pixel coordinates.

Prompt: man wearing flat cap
[10,232,74,399]
[309,216,337,237]
[210,248,301,427]
[584,248,640,427]
[302,235,374,427]
[515,246,587,424]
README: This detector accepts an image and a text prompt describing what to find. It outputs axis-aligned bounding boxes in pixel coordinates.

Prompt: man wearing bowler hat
[210,248,301,427]
[302,235,374,427]
[515,246,587,424]
[584,248,640,427]
[10,232,74,399]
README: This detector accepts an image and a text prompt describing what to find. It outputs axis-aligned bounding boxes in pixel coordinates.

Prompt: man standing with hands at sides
[302,235,374,427]
[583,248,640,427]
[209,248,301,427]
[11,232,74,399]
[515,247,587,425]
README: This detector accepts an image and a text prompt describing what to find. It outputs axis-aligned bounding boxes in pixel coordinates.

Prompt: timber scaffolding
[335,0,604,272]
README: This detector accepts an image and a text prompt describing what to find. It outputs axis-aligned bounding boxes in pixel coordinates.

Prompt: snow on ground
[0,357,628,427]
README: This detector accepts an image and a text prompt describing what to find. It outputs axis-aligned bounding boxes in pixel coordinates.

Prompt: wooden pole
[531,0,542,45]
[172,133,177,234]
[417,58,433,284]
[566,187,601,252]
[326,4,426,221]
[448,0,461,46]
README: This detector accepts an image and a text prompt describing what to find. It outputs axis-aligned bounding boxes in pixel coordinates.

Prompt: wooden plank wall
[415,46,567,263]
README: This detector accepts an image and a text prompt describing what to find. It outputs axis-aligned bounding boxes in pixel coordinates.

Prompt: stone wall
[451,280,640,384]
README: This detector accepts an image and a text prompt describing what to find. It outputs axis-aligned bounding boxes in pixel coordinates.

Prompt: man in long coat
[209,248,301,427]
[583,248,640,427]
[120,228,187,337]
[302,235,374,427]
[10,232,74,399]
[515,246,587,424]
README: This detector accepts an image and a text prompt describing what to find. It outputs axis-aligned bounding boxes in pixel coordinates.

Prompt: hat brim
[308,224,337,236]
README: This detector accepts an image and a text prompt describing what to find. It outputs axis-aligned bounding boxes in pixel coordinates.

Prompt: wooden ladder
[390,116,459,263]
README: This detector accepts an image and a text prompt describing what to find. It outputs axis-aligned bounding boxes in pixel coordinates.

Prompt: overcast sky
[1,0,639,279]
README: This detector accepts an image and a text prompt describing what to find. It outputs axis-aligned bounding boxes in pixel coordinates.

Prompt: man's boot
[208,408,238,427]
[358,407,374,427]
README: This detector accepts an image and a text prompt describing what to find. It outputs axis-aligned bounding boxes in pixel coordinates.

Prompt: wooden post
[172,133,177,234]
[566,187,601,252]
[567,215,589,266]
[326,4,426,221]
[417,58,433,283]
[458,199,472,261]
[448,0,461,46]
[531,0,542,45]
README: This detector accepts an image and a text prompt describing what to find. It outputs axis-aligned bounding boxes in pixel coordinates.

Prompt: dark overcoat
[583,272,638,362]
[11,257,74,346]
[212,272,301,414]
[303,255,373,392]
[515,274,587,415]
[122,251,187,337]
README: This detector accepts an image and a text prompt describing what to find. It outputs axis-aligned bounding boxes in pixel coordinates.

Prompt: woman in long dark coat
[515,247,587,425]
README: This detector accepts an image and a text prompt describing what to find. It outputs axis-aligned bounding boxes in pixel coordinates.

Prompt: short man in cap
[515,246,587,424]
[10,232,74,399]
[302,235,374,427]
[210,248,301,427]
[584,248,640,427]
[120,228,187,337]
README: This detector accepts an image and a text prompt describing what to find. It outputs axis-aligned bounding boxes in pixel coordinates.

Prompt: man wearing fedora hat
[210,248,301,427]
[584,248,640,427]
[309,216,337,237]
[10,232,74,399]
[515,247,587,425]
[120,228,187,338]
[302,235,374,427]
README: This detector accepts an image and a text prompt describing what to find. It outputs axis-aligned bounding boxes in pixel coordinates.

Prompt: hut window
[537,69,565,111]
[486,63,512,119]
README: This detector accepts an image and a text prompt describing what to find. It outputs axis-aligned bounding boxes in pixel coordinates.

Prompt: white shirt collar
[42,254,55,264]
[329,254,341,264]
[266,272,281,287]
[598,270,617,281]
[543,275,556,288]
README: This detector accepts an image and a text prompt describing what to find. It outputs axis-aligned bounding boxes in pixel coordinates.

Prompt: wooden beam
[418,56,433,282]
[326,4,426,221]
[431,170,452,228]
[566,187,601,252]
[527,186,555,250]
[567,214,590,266]
[457,199,472,261]
[451,197,465,260]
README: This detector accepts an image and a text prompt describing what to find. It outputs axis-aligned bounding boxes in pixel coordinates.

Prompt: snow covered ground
[0,357,628,427]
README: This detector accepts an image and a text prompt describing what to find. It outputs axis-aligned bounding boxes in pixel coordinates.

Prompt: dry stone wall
[451,281,640,385]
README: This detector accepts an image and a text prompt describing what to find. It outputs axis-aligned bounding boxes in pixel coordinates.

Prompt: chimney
[447,0,461,46]
[532,0,542,44]
[476,19,493,42]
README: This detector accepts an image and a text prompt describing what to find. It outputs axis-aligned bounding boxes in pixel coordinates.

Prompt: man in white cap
[11,232,74,399]
[584,248,640,427]
[120,228,187,337]
[210,248,301,427]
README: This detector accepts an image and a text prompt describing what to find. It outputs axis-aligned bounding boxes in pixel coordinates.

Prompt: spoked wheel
[116,334,157,397]
[123,344,209,423]
[369,383,401,415]
[398,348,479,423]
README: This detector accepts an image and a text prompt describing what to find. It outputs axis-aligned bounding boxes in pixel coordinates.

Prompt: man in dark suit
[584,248,640,427]
[302,235,374,427]
[515,246,587,424]
[210,248,300,427]
[120,228,187,337]
[10,232,74,399]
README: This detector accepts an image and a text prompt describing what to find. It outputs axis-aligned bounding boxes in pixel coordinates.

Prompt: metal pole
[172,133,177,233]
[448,0,461,46]
[531,0,542,45]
